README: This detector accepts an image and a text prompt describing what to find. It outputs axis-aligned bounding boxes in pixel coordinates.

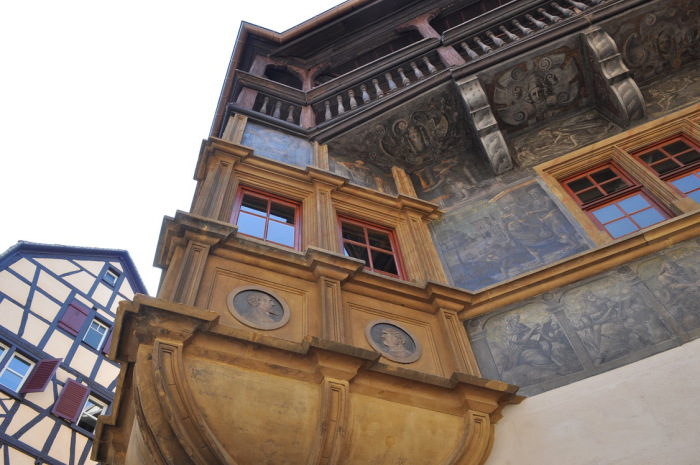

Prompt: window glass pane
[663,140,691,155]
[592,204,624,224]
[618,194,650,214]
[671,173,700,194]
[240,195,268,216]
[590,168,617,184]
[78,397,107,433]
[639,149,667,165]
[0,345,6,361]
[676,150,700,166]
[688,190,700,204]
[605,217,638,238]
[371,250,398,276]
[367,229,393,251]
[237,212,266,238]
[7,356,31,376]
[84,321,108,350]
[269,202,295,224]
[267,221,295,247]
[567,177,593,192]
[631,208,666,228]
[343,243,369,264]
[576,188,604,204]
[0,370,23,391]
[600,178,629,194]
[341,223,366,244]
[651,159,680,175]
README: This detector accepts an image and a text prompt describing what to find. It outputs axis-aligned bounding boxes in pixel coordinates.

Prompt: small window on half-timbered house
[83,319,110,350]
[102,267,120,287]
[52,379,108,434]
[634,136,700,204]
[77,395,108,433]
[231,187,301,249]
[338,217,406,279]
[562,163,670,239]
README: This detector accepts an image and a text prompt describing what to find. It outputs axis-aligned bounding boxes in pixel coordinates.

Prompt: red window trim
[338,216,407,279]
[230,186,302,250]
[561,162,672,238]
[633,136,700,198]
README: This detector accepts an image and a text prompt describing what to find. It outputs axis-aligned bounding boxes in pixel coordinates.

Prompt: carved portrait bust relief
[365,320,422,364]
[227,285,291,330]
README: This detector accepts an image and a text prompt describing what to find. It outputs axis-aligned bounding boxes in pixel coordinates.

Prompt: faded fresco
[510,110,621,167]
[241,122,313,168]
[328,152,397,195]
[603,0,699,85]
[432,182,590,290]
[466,238,700,395]
[642,67,700,118]
[638,241,700,332]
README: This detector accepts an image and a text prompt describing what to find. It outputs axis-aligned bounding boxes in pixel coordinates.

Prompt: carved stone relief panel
[326,86,473,172]
[431,181,590,291]
[603,0,700,86]
[465,238,700,395]
[510,109,621,167]
[485,46,585,134]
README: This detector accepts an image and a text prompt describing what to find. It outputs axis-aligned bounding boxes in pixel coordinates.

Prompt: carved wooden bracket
[581,26,646,127]
[456,76,514,175]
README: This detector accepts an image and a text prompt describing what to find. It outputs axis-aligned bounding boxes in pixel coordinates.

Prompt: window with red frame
[338,217,405,279]
[634,136,700,204]
[231,188,301,249]
[562,163,670,239]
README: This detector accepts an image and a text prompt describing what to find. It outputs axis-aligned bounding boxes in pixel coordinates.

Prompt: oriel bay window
[231,187,301,249]
[339,217,405,279]
[562,163,670,239]
[634,136,700,204]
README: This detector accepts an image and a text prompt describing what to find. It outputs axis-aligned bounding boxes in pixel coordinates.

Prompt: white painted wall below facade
[489,338,700,465]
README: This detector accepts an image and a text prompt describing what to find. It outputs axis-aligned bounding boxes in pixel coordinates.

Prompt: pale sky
[0,0,341,293]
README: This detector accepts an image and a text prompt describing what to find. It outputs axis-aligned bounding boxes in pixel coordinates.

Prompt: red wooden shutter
[102,329,112,355]
[51,379,90,423]
[58,300,90,336]
[20,358,61,393]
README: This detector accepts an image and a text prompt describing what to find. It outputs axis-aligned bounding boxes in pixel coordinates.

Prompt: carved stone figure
[492,52,581,128]
[656,261,700,327]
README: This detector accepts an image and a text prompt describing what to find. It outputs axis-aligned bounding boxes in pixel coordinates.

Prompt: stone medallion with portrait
[227,286,291,330]
[365,320,421,364]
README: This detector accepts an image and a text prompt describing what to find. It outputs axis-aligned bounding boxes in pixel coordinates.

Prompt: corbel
[456,76,514,175]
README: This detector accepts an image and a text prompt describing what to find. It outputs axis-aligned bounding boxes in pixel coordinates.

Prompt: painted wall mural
[466,238,700,395]
[328,152,397,195]
[510,109,621,167]
[432,182,590,291]
[642,67,700,118]
[241,122,313,168]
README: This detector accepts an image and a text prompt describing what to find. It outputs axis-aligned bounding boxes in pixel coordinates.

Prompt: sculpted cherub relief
[492,53,581,129]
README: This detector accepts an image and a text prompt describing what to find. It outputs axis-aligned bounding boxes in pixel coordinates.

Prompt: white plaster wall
[489,338,700,465]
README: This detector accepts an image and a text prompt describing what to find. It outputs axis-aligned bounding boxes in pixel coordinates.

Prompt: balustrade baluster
[512,19,533,35]
[272,101,282,119]
[460,41,479,60]
[324,100,332,121]
[566,0,588,10]
[385,72,398,92]
[526,14,547,29]
[336,95,345,115]
[499,25,519,41]
[372,78,384,98]
[551,2,574,16]
[361,84,371,103]
[486,31,506,48]
[286,106,295,123]
[259,96,269,114]
[474,37,492,53]
[537,8,561,23]
[422,57,437,74]
[349,89,358,109]
[410,61,424,80]
[397,67,411,86]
